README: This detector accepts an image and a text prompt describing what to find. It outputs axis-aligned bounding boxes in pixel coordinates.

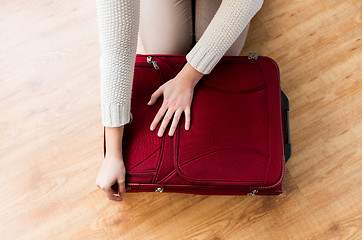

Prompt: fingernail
[147,101,151,105]
[150,126,154,131]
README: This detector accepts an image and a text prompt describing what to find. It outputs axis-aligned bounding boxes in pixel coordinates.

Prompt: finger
[110,182,119,194]
[185,106,191,130]
[150,105,168,131]
[168,109,183,136]
[102,185,123,201]
[148,86,163,105]
[157,108,175,137]
[117,179,126,199]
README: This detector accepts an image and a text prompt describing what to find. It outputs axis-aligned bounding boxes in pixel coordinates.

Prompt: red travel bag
[103,53,291,196]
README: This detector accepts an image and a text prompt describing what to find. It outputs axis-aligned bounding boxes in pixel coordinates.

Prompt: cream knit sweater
[96,0,263,127]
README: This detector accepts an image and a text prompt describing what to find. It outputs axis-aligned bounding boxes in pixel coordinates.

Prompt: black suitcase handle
[281,90,291,162]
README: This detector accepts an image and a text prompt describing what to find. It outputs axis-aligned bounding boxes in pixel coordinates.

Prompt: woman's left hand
[147,62,204,137]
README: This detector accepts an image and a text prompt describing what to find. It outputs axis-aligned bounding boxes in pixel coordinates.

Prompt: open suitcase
[103,53,291,196]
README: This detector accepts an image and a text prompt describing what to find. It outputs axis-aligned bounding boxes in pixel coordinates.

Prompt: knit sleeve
[186,0,264,74]
[96,0,140,127]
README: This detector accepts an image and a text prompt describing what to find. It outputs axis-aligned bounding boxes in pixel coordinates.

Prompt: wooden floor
[1,0,361,239]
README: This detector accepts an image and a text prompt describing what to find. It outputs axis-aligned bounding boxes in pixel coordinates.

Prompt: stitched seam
[158,169,176,183]
[256,59,271,186]
[152,133,166,183]
[198,84,266,94]
[179,147,268,168]
[127,146,161,171]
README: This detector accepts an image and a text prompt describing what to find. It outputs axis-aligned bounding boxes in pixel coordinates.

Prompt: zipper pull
[147,56,159,70]
[155,187,164,193]
[248,52,258,60]
[247,190,258,196]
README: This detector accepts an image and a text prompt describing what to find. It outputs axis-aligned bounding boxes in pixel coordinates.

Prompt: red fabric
[103,54,286,195]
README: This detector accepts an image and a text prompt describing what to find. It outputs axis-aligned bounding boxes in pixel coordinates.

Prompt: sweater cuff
[186,44,221,75]
[101,103,133,127]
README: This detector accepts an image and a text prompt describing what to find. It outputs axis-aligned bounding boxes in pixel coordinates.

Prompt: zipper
[147,56,159,69]
[135,55,163,86]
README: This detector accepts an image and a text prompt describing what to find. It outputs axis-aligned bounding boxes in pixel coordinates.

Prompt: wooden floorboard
[0,0,361,239]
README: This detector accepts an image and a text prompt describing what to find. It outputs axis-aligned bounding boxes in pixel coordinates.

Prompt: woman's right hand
[96,155,127,202]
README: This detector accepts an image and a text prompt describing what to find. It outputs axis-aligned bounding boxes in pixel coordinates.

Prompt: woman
[95,0,264,201]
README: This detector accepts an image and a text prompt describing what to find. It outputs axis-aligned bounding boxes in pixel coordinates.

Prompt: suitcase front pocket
[173,84,270,186]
